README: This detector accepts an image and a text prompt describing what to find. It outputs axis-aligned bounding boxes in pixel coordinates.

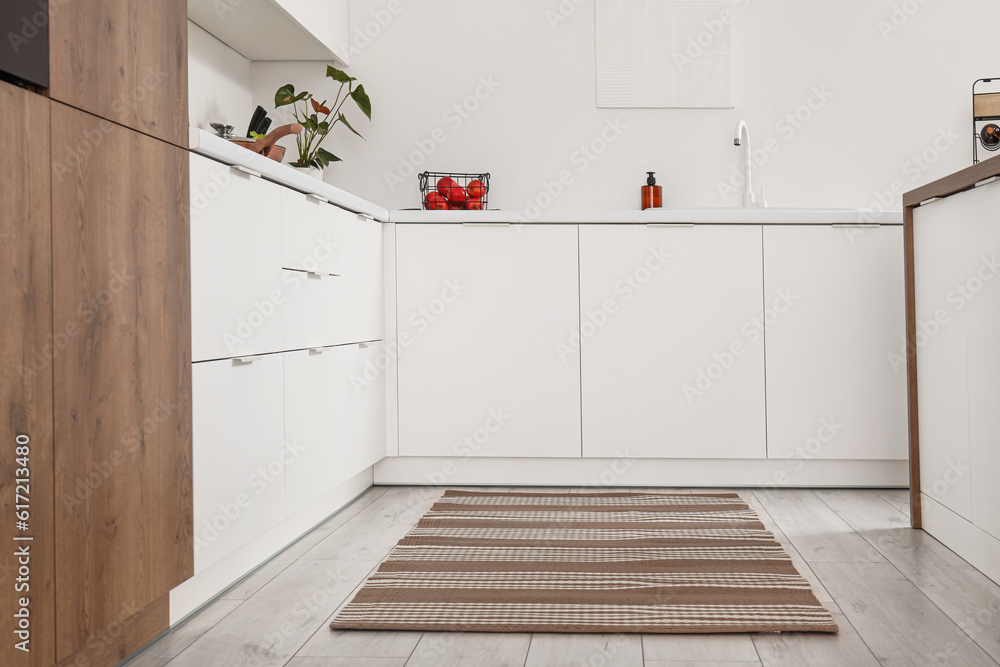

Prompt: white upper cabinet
[579,224,767,460]
[763,225,908,462]
[395,224,582,458]
[188,0,350,63]
[190,154,284,361]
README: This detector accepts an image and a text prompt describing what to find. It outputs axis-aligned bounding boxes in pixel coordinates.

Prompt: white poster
[596,0,734,108]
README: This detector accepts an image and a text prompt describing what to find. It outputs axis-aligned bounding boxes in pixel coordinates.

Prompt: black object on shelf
[419,172,491,211]
[972,78,1000,164]
[0,0,49,88]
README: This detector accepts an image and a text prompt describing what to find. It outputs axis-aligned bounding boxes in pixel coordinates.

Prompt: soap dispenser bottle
[642,171,662,210]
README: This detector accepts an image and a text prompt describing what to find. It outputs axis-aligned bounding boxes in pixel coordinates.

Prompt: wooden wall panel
[0,80,56,667]
[50,103,192,661]
[48,0,188,147]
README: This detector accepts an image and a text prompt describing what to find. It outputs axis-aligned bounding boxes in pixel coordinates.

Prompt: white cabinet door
[283,343,385,515]
[579,225,766,459]
[190,154,283,361]
[957,182,1000,539]
[763,226,908,461]
[280,189,354,276]
[192,354,286,573]
[396,224,581,458]
[914,196,973,520]
[282,270,342,351]
[335,217,384,345]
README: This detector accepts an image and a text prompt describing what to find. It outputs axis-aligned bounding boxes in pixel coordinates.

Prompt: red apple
[465,197,483,210]
[424,191,448,210]
[436,177,459,198]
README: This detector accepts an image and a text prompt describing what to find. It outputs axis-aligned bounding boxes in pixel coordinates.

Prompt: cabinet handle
[230,165,261,179]
[233,355,263,365]
[306,193,330,204]
[308,347,328,354]
[306,270,340,279]
[462,222,510,227]
[918,197,942,206]
[357,213,375,222]
[832,223,880,229]
[358,342,369,349]
[646,223,694,228]
[975,176,999,188]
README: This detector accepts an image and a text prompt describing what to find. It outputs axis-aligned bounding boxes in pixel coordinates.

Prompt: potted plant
[275,65,372,178]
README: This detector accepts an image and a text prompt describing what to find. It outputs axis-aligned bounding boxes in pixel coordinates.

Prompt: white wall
[188,21,254,134]
[245,0,1000,212]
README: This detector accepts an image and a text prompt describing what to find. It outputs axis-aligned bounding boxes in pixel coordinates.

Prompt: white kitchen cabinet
[283,343,386,515]
[335,217,384,345]
[190,153,284,361]
[762,225,908,461]
[192,353,286,573]
[579,224,766,459]
[282,270,343,351]
[280,189,355,276]
[953,183,1000,539]
[396,224,581,458]
[913,195,973,520]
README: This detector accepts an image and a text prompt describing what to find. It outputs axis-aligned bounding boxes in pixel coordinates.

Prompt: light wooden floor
[124,487,1000,667]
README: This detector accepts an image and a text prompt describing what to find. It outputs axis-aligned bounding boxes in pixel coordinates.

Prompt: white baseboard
[921,493,1000,586]
[374,456,908,488]
[169,467,374,624]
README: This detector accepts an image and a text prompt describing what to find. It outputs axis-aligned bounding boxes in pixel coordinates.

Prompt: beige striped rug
[330,490,838,634]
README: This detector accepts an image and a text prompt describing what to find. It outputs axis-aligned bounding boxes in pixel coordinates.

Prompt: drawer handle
[975,176,999,188]
[306,270,339,279]
[832,223,880,229]
[308,347,328,355]
[646,223,694,228]
[230,165,261,178]
[306,193,330,204]
[357,213,375,222]
[233,355,263,365]
[358,342,369,349]
[918,197,942,206]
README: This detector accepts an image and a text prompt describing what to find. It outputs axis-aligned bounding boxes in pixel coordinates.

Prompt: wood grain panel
[0,81,56,667]
[48,0,187,147]
[50,102,192,662]
[54,594,169,667]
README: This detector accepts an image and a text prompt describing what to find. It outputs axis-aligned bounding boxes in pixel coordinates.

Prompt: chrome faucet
[733,120,755,207]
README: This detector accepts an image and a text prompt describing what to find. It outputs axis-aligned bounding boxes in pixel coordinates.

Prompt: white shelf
[188,0,349,63]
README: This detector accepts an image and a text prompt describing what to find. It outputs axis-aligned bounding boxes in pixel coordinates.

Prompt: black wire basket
[419,172,490,210]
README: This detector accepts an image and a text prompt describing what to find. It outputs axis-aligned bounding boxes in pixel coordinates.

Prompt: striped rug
[329,490,838,634]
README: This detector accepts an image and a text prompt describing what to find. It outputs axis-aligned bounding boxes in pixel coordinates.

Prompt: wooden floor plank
[813,561,998,666]
[752,490,887,563]
[751,601,879,667]
[525,633,643,667]
[873,488,911,517]
[404,632,531,667]
[287,658,407,667]
[642,633,759,662]
[165,560,378,667]
[297,629,422,659]
[123,598,242,667]
[816,489,1000,662]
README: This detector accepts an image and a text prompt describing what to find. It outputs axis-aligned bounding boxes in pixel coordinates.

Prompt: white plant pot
[289,165,323,180]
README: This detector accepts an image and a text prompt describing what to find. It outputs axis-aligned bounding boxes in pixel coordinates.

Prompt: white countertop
[189,128,903,226]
